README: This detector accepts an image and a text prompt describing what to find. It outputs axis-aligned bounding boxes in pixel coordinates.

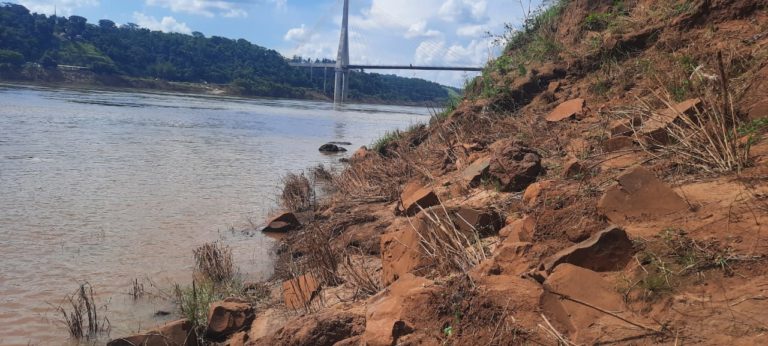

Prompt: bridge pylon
[333,0,350,105]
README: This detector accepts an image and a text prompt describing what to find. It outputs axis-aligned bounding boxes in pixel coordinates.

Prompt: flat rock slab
[363,274,435,346]
[541,264,643,342]
[543,226,634,273]
[108,319,199,346]
[399,181,439,216]
[461,157,491,186]
[546,98,585,122]
[597,166,688,222]
[261,212,300,233]
[282,274,321,310]
[603,136,635,152]
[643,98,701,142]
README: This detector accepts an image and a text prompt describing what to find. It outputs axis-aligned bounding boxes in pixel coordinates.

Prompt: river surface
[0,84,428,345]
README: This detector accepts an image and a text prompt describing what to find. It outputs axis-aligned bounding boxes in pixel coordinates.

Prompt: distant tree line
[0,2,450,103]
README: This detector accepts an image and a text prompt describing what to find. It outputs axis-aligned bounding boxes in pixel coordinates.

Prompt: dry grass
[193,242,234,283]
[301,224,343,287]
[411,204,488,277]
[128,278,145,300]
[332,154,415,202]
[616,54,750,174]
[55,282,110,340]
[341,252,381,299]
[280,172,315,212]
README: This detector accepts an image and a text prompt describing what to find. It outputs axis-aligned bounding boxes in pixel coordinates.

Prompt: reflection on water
[0,84,428,345]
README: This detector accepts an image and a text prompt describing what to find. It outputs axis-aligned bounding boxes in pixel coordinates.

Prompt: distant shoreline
[0,69,445,108]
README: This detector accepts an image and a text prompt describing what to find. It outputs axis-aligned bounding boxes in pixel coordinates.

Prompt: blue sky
[9,0,540,86]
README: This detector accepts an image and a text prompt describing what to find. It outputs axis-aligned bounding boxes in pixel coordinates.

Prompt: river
[0,84,429,345]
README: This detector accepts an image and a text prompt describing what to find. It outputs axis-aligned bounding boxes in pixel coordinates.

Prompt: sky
[8,0,541,87]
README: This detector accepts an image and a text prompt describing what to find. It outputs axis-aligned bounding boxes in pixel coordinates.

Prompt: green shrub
[0,49,24,67]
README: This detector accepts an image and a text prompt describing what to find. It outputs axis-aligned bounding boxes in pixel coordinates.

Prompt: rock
[205,301,255,341]
[255,310,365,346]
[249,308,290,341]
[461,157,491,187]
[547,81,561,93]
[522,180,553,207]
[488,140,542,192]
[540,264,645,342]
[351,146,369,160]
[452,206,503,237]
[282,274,321,310]
[643,98,702,144]
[398,181,439,216]
[542,226,634,273]
[261,212,300,233]
[609,117,641,137]
[380,220,427,286]
[363,274,435,346]
[328,141,352,146]
[562,159,586,178]
[319,143,348,153]
[225,331,248,346]
[603,135,635,152]
[499,215,536,242]
[597,166,688,222]
[545,98,585,122]
[480,242,535,276]
[108,319,199,346]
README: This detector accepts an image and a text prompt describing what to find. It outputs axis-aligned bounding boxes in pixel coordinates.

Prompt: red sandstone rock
[488,140,542,192]
[254,310,365,346]
[603,135,635,152]
[643,98,702,144]
[545,98,585,122]
[108,319,199,346]
[522,180,553,207]
[351,146,369,160]
[566,138,592,158]
[205,301,255,341]
[282,274,321,310]
[452,206,503,237]
[540,264,646,343]
[562,159,586,178]
[380,219,427,286]
[542,226,634,273]
[363,274,435,346]
[499,215,536,242]
[461,156,491,187]
[261,212,300,233]
[597,166,688,222]
[398,181,439,216]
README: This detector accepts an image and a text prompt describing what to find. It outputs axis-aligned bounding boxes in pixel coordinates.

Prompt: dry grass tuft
[280,172,315,212]
[332,154,415,202]
[193,242,235,283]
[55,282,110,340]
[341,252,381,298]
[617,54,750,174]
[411,204,488,277]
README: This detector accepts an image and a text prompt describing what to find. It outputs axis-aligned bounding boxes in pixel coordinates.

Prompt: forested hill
[0,3,451,104]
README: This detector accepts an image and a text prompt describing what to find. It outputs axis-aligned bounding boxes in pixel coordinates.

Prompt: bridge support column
[334,0,350,105]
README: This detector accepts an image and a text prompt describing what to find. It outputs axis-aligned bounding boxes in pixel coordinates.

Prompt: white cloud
[133,12,192,34]
[456,24,485,37]
[145,0,248,18]
[17,0,99,16]
[404,21,441,39]
[439,0,488,22]
[284,24,308,41]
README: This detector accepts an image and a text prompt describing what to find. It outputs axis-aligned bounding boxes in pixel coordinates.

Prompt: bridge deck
[288,62,482,72]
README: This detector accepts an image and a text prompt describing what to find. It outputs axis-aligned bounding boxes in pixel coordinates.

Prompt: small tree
[39,51,58,69]
[0,50,25,67]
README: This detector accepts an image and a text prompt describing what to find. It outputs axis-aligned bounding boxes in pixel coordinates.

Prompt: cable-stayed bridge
[288,0,484,104]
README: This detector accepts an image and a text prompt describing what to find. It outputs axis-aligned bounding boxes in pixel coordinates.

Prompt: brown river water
[0,84,428,345]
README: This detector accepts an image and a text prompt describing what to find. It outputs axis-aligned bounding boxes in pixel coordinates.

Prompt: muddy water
[0,84,428,345]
